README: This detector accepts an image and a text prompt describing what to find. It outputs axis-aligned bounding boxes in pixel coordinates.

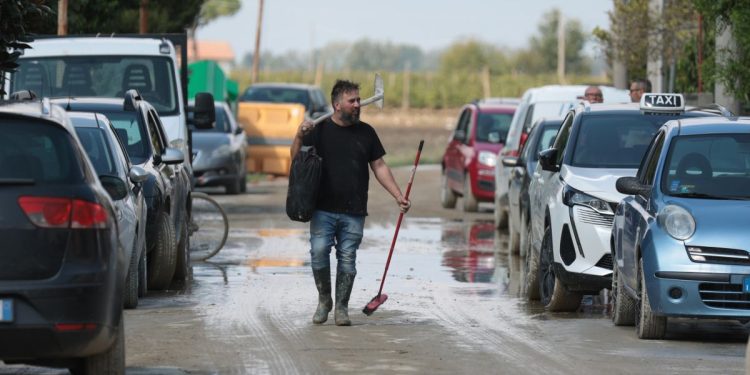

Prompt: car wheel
[73,317,125,375]
[523,223,540,301]
[538,226,582,312]
[462,175,478,212]
[173,217,191,283]
[138,243,147,297]
[147,211,177,290]
[611,262,636,326]
[123,242,140,309]
[225,178,241,195]
[239,171,247,193]
[508,216,520,254]
[635,258,666,339]
[440,172,457,209]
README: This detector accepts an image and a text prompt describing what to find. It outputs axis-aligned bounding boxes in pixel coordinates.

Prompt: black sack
[286,146,322,222]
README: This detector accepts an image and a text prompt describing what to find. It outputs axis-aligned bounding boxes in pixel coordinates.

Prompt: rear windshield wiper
[0,178,36,185]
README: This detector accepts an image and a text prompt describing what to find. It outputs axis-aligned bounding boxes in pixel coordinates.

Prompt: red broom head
[362,294,389,316]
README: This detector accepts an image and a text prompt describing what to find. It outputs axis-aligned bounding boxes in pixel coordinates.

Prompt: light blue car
[611,115,750,339]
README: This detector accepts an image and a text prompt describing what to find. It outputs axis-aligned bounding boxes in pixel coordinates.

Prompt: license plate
[0,299,12,322]
[744,277,750,294]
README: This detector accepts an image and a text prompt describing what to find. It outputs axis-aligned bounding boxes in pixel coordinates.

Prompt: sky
[197,0,615,62]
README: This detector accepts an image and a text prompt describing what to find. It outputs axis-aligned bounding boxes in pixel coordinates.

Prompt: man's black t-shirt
[302,118,385,216]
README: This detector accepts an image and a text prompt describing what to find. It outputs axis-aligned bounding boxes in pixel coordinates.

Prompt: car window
[454,109,471,143]
[104,110,149,165]
[524,102,572,130]
[75,127,117,176]
[0,120,82,183]
[637,131,665,185]
[240,87,311,111]
[535,125,560,161]
[13,56,178,115]
[661,134,750,198]
[146,110,165,156]
[553,113,574,166]
[101,117,131,168]
[570,114,662,168]
[475,112,513,143]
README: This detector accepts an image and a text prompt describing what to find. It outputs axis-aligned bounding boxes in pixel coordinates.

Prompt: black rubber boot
[334,272,356,326]
[312,267,332,324]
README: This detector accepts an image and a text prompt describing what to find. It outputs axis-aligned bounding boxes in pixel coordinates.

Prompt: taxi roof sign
[640,93,685,113]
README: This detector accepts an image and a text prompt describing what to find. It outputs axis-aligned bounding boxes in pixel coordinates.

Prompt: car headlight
[211,145,233,158]
[658,204,695,240]
[562,185,614,215]
[478,151,497,167]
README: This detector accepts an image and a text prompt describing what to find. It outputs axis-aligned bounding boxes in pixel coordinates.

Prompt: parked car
[501,118,561,260]
[190,100,247,194]
[237,83,330,176]
[611,115,749,339]
[495,85,630,228]
[69,111,149,308]
[441,99,516,212]
[52,90,192,290]
[0,100,125,373]
[526,94,722,311]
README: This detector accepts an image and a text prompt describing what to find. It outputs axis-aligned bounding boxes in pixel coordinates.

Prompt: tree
[189,0,241,57]
[438,39,508,74]
[345,39,424,71]
[516,8,590,75]
[0,0,53,97]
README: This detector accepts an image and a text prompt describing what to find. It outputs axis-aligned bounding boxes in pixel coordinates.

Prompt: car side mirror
[501,156,518,167]
[99,175,128,201]
[191,92,216,129]
[234,126,244,135]
[161,147,185,165]
[538,148,559,172]
[616,176,651,197]
[128,165,149,184]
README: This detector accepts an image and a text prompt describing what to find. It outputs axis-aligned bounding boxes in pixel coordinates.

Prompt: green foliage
[346,39,424,71]
[196,0,241,27]
[231,69,608,109]
[0,0,53,97]
[593,0,650,80]
[438,39,507,74]
[520,8,590,75]
[693,0,750,102]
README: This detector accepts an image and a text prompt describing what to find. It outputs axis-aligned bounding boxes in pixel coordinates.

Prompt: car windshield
[662,134,750,199]
[526,101,574,128]
[240,87,310,110]
[75,127,117,176]
[570,114,665,168]
[12,56,178,115]
[476,112,513,143]
[0,120,82,184]
[98,111,150,165]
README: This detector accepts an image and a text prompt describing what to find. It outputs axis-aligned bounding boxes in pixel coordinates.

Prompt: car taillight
[18,196,108,229]
[519,131,530,150]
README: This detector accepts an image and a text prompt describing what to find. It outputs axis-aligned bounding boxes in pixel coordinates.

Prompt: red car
[441,99,517,212]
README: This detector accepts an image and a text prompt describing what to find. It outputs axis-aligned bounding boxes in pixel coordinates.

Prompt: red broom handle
[376,140,424,296]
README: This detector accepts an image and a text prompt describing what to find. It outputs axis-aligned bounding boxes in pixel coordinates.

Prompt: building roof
[188,40,235,63]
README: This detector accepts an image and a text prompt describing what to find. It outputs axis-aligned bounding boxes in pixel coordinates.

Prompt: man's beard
[341,108,360,124]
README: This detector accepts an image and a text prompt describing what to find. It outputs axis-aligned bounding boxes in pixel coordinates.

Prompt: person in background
[584,86,604,104]
[290,79,411,326]
[630,78,652,103]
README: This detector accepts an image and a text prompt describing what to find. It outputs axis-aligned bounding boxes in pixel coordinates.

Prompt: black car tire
[538,226,582,312]
[73,317,125,375]
[225,178,241,195]
[611,262,636,326]
[636,258,667,339]
[239,171,247,193]
[138,243,147,297]
[462,175,478,212]
[173,218,191,283]
[123,241,140,309]
[440,172,457,209]
[147,211,177,290]
[523,223,540,301]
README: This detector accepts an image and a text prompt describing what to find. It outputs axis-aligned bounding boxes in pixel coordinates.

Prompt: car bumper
[643,236,750,319]
[193,154,242,187]
[0,282,120,360]
[554,205,614,278]
[472,165,495,201]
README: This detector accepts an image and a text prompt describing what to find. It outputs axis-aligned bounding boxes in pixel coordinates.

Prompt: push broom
[363,139,424,316]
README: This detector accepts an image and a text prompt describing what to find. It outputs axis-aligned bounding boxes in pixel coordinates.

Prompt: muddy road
[3,165,747,374]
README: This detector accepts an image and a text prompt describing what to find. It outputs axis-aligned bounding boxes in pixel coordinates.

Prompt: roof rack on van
[686,103,734,118]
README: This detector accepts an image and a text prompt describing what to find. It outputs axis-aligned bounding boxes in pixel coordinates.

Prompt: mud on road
[3,165,747,374]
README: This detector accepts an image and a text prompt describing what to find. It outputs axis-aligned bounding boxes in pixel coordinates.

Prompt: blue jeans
[309,210,365,274]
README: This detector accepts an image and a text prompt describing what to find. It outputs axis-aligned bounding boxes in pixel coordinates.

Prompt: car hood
[668,199,750,250]
[193,132,231,152]
[562,165,637,203]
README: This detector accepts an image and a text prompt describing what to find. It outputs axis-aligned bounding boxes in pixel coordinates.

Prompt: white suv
[525,95,720,311]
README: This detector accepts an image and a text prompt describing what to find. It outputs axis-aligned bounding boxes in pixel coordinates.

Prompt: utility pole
[139,0,149,34]
[251,0,265,84]
[57,0,68,35]
[556,12,566,84]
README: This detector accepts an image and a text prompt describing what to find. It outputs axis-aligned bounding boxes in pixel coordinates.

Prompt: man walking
[290,79,410,326]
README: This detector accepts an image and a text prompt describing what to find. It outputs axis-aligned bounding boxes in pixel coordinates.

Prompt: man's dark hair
[633,78,652,92]
[331,79,360,104]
